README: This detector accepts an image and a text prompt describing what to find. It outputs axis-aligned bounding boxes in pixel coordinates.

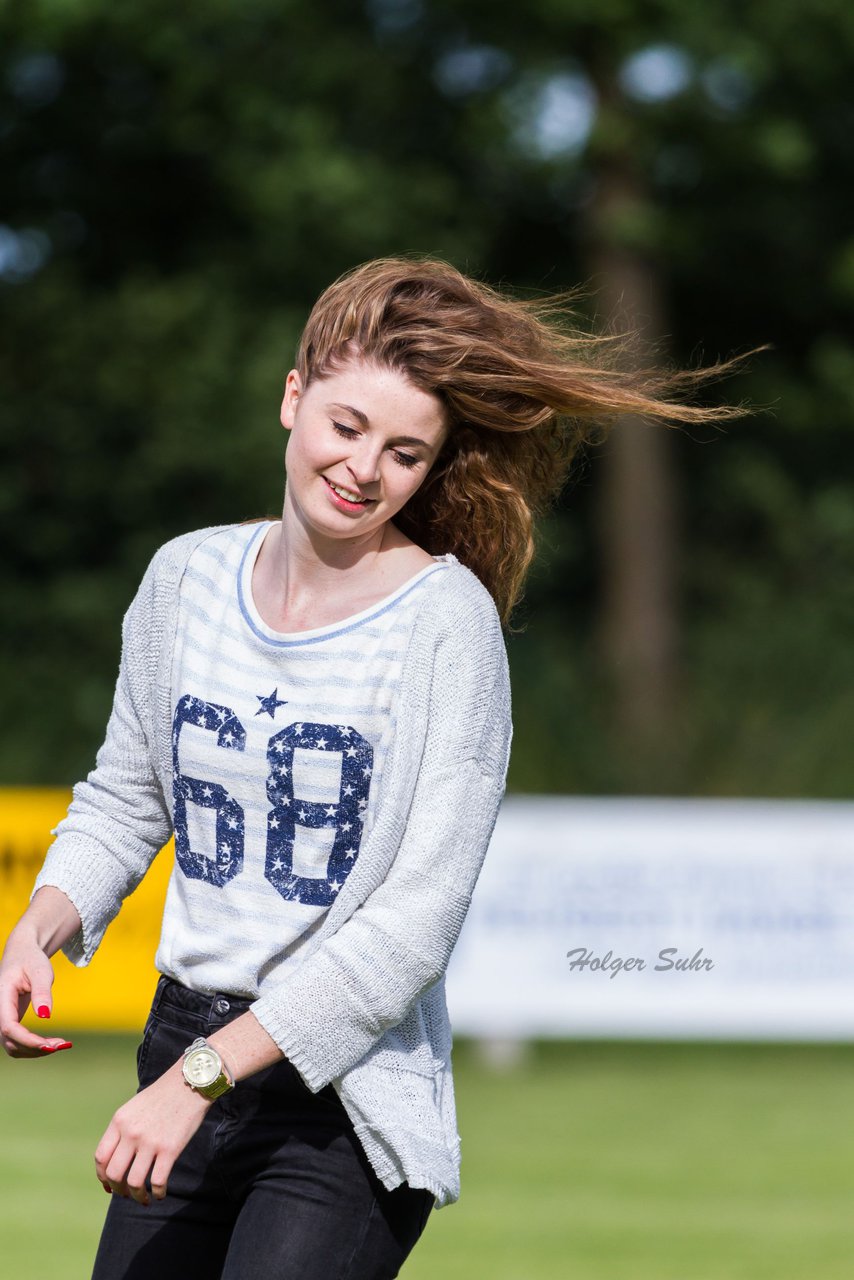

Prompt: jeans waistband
[151,975,255,1027]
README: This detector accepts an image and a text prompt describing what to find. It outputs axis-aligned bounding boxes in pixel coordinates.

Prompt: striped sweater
[34,523,512,1208]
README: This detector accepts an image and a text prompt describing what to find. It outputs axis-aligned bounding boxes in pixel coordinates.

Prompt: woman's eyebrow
[329,401,369,426]
[328,402,431,448]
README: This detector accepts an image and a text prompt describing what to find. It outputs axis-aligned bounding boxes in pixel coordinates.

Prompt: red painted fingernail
[37,1006,51,1019]
[39,1041,73,1053]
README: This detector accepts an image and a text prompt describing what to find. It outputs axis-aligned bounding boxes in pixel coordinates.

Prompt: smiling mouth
[324,477,375,507]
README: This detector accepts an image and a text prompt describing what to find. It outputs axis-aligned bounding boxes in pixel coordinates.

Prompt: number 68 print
[171,696,374,906]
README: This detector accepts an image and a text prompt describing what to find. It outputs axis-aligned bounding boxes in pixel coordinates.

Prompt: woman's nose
[347,446,382,486]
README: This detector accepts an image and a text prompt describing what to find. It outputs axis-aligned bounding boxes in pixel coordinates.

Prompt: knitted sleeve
[251,582,513,1091]
[31,548,174,966]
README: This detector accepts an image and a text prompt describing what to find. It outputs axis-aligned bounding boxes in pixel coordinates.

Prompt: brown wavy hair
[295,255,749,625]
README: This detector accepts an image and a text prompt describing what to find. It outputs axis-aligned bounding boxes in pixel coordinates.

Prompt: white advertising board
[445,796,854,1039]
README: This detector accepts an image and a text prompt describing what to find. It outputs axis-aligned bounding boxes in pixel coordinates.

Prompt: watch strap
[197,1069,234,1101]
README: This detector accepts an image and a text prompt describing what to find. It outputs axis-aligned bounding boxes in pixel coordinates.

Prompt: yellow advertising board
[0,789,172,1032]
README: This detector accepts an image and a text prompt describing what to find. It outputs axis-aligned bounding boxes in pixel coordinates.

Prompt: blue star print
[265,722,373,906]
[172,695,247,887]
[256,688,289,718]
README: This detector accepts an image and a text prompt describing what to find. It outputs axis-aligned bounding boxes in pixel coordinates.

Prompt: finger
[149,1149,176,1202]
[1,1023,68,1056]
[96,1116,136,1199]
[3,1035,37,1058]
[0,971,26,1031]
[94,1122,121,1185]
[26,955,56,1022]
[4,1039,72,1059]
[0,983,45,1054]
[1,969,64,1056]
[104,1141,136,1198]
[125,1150,155,1206]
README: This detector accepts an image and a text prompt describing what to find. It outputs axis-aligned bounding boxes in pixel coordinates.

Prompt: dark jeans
[91,977,435,1280]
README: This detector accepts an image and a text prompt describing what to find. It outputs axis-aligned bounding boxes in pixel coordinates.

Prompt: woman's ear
[280,369,302,431]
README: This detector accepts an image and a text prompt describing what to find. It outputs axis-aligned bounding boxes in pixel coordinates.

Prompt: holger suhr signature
[565,946,714,979]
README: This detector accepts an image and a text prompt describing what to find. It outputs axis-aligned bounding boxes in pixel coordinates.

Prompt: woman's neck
[250,490,414,633]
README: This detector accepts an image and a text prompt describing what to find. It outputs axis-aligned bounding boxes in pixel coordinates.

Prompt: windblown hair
[296,256,747,625]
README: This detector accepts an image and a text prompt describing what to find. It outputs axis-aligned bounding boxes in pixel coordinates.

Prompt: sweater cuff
[250,996,330,1093]
[31,836,127,966]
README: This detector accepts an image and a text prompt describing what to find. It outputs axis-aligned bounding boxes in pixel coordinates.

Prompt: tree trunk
[583,161,680,766]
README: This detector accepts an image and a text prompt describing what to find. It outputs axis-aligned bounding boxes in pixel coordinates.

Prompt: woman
[0,257,739,1278]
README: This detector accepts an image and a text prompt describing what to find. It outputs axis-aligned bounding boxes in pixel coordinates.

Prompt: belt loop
[150,974,168,1014]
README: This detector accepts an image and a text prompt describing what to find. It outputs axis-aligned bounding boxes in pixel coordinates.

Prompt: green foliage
[3,0,854,792]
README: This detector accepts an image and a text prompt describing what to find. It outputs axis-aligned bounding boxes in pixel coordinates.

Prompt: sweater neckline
[236,521,454,647]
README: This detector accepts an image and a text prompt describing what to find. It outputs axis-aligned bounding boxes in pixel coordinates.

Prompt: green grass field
[2,1038,854,1278]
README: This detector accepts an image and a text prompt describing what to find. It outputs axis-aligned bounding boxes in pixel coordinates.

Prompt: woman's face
[279,357,448,543]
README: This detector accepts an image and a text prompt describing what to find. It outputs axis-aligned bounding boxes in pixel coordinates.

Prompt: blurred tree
[419,0,854,793]
[0,0,488,780]
[2,0,854,797]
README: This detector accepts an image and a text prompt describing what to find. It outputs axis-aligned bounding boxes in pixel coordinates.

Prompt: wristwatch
[181,1037,234,1101]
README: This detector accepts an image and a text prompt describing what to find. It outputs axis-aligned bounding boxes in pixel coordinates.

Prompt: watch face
[184,1047,220,1088]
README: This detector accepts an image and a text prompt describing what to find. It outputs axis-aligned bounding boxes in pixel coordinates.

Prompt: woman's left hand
[94,1062,212,1205]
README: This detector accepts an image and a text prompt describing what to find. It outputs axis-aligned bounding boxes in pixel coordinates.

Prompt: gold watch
[181,1037,234,1101]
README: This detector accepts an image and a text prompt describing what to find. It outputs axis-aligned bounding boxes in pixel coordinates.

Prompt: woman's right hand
[0,887,81,1058]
